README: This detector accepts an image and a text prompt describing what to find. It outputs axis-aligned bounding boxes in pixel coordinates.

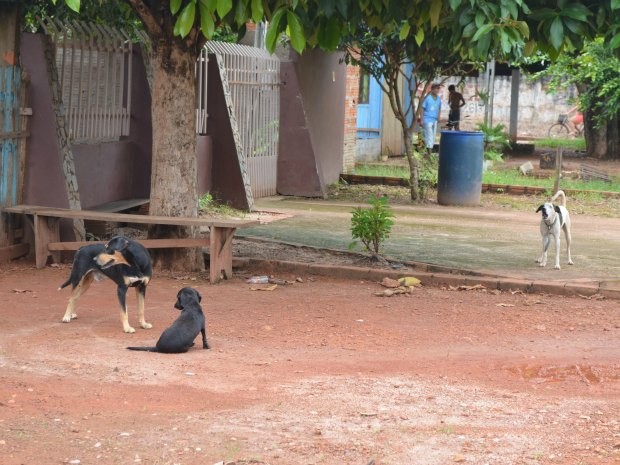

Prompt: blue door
[1,65,22,207]
[356,71,382,139]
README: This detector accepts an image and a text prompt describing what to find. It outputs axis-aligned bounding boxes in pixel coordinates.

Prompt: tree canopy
[49,1,619,58]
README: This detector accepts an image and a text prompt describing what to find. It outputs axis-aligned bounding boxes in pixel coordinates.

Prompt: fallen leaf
[496,303,514,307]
[398,276,421,287]
[12,289,32,294]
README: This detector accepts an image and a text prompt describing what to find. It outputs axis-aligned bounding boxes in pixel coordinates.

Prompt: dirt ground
[2,258,620,465]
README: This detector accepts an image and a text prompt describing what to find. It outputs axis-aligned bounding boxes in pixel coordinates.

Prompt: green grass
[355,151,620,193]
[534,137,586,151]
[482,169,620,192]
[354,164,409,178]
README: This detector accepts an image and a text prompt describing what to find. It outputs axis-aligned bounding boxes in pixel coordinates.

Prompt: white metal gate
[200,42,280,199]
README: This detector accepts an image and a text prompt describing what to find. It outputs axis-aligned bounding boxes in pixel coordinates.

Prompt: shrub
[349,195,394,255]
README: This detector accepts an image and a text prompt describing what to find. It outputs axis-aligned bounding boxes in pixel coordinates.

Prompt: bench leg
[209,226,236,284]
[33,214,60,268]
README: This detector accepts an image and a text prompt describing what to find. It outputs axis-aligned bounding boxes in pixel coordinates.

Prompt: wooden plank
[209,226,235,283]
[47,237,211,251]
[90,198,150,213]
[0,243,29,262]
[580,164,611,183]
[3,205,260,229]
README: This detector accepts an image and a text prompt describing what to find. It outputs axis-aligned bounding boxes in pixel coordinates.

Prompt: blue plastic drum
[437,131,484,206]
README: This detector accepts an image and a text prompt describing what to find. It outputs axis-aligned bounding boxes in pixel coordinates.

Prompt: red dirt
[1,261,620,465]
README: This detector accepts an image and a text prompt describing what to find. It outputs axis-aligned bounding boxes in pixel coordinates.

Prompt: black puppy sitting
[59,236,153,333]
[127,287,210,353]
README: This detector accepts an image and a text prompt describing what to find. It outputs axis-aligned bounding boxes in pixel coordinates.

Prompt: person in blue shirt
[419,83,442,152]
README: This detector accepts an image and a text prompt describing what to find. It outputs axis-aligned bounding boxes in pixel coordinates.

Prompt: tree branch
[127,0,162,37]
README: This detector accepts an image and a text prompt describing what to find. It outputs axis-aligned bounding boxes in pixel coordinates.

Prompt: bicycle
[547,113,584,138]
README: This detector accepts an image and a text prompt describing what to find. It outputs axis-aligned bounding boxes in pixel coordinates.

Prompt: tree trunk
[585,110,608,159]
[607,114,619,160]
[42,35,85,241]
[148,43,202,271]
[403,128,419,201]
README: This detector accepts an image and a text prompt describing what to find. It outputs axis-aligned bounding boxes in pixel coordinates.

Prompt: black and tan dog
[58,236,153,333]
[127,287,209,353]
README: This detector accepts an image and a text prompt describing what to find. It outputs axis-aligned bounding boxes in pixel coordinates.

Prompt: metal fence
[39,17,133,143]
[201,42,280,198]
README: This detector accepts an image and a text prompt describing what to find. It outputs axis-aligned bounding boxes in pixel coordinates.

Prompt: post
[553,146,563,193]
[509,68,520,143]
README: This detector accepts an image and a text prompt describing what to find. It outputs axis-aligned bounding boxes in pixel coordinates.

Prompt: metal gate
[201,42,280,199]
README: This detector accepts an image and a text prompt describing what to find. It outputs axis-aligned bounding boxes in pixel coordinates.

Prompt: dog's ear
[554,206,561,214]
[196,290,202,303]
[536,205,543,213]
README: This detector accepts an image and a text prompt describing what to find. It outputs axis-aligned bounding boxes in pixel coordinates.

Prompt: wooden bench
[2,205,259,284]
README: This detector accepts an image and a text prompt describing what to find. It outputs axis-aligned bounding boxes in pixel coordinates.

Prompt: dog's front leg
[538,236,549,267]
[135,285,152,329]
[117,286,135,333]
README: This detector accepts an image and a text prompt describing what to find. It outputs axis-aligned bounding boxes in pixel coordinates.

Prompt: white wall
[444,75,578,137]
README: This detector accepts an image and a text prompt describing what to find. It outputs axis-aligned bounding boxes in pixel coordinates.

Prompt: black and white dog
[127,287,209,353]
[536,190,574,269]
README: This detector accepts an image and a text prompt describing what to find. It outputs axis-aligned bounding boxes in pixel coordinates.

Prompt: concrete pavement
[237,196,620,297]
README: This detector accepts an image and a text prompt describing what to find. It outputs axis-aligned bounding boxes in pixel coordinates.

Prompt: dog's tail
[58,278,71,290]
[126,346,158,352]
[551,190,566,206]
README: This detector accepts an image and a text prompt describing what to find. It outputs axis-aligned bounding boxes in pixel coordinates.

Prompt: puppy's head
[174,287,202,310]
[536,202,556,225]
[95,236,131,269]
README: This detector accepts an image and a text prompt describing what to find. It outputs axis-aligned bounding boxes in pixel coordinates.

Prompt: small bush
[349,195,394,255]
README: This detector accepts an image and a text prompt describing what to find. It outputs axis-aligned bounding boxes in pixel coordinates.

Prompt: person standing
[419,83,442,152]
[447,84,466,130]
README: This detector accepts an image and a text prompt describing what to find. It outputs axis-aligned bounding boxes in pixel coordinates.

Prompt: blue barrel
[437,131,484,206]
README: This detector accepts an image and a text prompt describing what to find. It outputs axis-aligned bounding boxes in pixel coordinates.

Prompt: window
[358,71,370,104]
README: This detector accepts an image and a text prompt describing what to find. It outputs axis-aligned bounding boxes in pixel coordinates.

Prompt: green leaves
[349,195,394,255]
[286,11,305,53]
[265,7,285,52]
[549,17,564,50]
[66,0,80,12]
[251,0,264,24]
[264,7,307,54]
[174,1,196,38]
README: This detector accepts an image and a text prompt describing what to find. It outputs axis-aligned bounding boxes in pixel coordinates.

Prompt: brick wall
[342,64,359,174]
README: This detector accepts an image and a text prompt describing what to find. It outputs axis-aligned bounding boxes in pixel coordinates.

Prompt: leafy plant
[476,123,511,161]
[416,151,438,200]
[349,195,394,255]
[198,192,246,218]
[198,192,214,210]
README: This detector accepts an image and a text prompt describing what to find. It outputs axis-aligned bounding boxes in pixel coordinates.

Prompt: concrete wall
[21,33,152,212]
[278,49,347,196]
[293,49,346,186]
[439,74,577,136]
